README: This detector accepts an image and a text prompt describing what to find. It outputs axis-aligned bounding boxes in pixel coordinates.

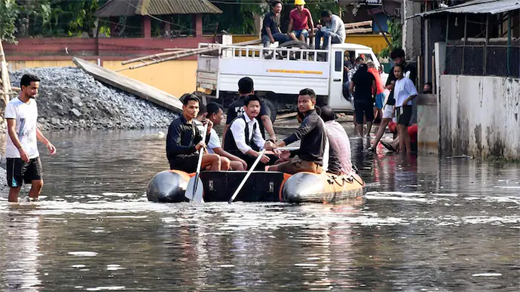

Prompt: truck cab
[196,42,386,118]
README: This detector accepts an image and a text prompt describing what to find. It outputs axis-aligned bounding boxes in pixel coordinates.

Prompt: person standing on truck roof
[370,48,417,152]
[262,0,291,48]
[315,10,346,50]
[166,95,228,172]
[223,77,276,143]
[268,88,327,175]
[203,102,248,171]
[224,95,276,170]
[349,63,376,137]
[288,0,315,42]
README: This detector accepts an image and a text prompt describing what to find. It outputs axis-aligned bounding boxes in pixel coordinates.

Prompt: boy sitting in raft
[166,95,229,172]
[269,88,327,174]
[224,95,276,170]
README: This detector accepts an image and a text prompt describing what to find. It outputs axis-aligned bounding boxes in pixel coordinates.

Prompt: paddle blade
[185,176,204,203]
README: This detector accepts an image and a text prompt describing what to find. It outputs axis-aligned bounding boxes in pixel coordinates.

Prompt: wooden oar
[185,123,208,203]
[228,149,266,204]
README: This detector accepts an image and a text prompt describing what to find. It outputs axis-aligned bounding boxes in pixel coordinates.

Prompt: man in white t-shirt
[205,103,247,170]
[5,74,56,202]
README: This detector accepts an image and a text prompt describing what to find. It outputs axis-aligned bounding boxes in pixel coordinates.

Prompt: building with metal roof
[95,0,222,17]
[95,0,222,38]
[414,0,520,17]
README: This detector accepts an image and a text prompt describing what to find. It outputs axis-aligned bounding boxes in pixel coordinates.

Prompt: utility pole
[402,0,422,61]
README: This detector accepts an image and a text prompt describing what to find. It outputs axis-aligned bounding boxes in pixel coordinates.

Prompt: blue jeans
[315,30,341,50]
[292,29,309,39]
[262,33,291,47]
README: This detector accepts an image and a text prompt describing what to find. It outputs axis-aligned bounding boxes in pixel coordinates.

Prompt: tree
[0,0,19,42]
[378,18,402,59]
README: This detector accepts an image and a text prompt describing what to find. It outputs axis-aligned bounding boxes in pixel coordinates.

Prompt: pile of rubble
[6,67,177,131]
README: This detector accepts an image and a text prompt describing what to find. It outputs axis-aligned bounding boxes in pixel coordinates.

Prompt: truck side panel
[218,58,330,95]
[218,73,330,97]
[196,55,219,91]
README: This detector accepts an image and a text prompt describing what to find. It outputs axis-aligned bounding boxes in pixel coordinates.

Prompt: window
[335,51,342,72]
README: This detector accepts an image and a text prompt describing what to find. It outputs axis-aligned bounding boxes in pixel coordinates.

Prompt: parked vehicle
[196,41,387,121]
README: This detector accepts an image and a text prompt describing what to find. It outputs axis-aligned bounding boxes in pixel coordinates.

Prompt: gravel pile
[7,67,178,131]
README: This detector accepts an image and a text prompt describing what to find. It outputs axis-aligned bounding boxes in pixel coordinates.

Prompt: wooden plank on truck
[73,57,183,113]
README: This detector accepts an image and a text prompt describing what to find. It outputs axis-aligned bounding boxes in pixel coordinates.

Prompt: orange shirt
[368,68,385,94]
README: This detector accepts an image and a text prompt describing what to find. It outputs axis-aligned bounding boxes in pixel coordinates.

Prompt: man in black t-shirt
[262,0,291,48]
[350,64,376,137]
[370,48,417,152]
[222,77,277,145]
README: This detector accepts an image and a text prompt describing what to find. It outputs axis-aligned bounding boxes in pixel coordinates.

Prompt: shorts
[396,105,413,125]
[276,157,322,175]
[375,93,385,109]
[7,157,43,188]
[293,29,309,39]
[382,104,394,119]
[354,100,374,124]
[169,154,199,173]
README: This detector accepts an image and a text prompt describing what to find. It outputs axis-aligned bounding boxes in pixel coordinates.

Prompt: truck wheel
[262,99,278,123]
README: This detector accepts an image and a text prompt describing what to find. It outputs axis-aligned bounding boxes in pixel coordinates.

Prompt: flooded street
[1,127,519,291]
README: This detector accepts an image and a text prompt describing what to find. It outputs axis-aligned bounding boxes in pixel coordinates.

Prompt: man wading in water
[5,74,57,202]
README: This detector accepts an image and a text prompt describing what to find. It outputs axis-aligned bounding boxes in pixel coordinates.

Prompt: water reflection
[0,129,518,291]
[0,208,42,290]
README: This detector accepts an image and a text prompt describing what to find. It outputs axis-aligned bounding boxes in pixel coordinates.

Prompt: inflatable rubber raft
[146,170,364,203]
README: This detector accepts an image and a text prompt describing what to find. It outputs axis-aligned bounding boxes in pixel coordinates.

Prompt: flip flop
[380,140,396,152]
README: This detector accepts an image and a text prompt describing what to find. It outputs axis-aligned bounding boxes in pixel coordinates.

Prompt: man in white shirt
[315,10,346,50]
[5,74,56,202]
[223,95,275,170]
[204,103,248,170]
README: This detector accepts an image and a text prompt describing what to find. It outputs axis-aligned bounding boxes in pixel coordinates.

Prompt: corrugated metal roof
[95,0,140,17]
[415,0,520,17]
[95,0,222,17]
[141,0,222,15]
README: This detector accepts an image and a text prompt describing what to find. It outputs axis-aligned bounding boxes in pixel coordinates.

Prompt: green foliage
[1,0,107,39]
[379,18,402,59]
[66,0,100,37]
[204,1,267,34]
[0,0,20,42]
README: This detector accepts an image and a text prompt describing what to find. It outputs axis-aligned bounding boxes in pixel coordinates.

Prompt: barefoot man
[5,74,56,202]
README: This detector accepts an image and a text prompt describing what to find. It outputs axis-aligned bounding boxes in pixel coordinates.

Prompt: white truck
[196,41,387,120]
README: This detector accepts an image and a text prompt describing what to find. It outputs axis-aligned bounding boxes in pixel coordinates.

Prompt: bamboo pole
[0,39,12,105]
[117,47,219,72]
[121,47,209,65]
[120,39,262,67]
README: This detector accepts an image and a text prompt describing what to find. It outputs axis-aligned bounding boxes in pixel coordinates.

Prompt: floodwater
[0,126,519,291]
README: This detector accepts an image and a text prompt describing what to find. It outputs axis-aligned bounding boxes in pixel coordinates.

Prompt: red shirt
[290,8,311,31]
[368,67,385,94]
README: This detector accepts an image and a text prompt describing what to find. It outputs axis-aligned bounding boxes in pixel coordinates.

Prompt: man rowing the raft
[166,95,229,172]
[224,95,276,170]
[268,88,327,174]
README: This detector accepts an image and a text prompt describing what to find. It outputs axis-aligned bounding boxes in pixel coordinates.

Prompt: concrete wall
[440,75,520,159]
[417,94,438,154]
